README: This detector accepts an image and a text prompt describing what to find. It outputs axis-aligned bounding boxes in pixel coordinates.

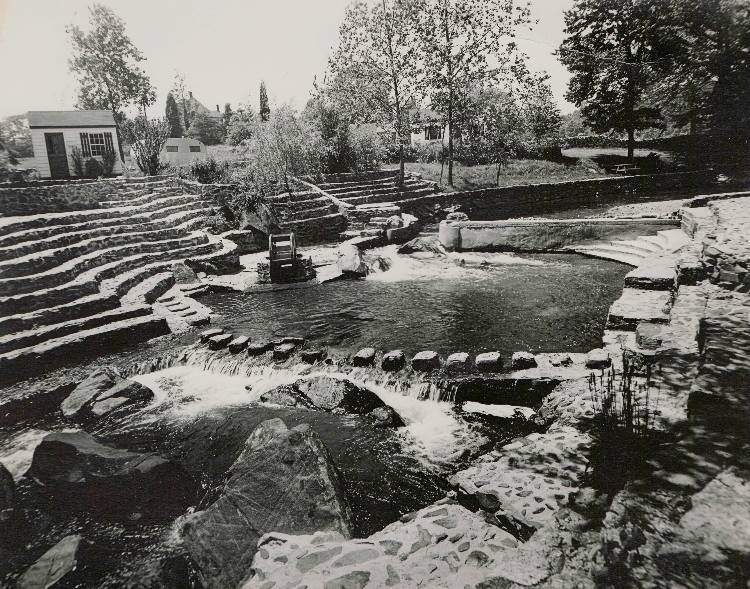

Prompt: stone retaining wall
[0,179,125,216]
[399,169,717,221]
[439,217,680,252]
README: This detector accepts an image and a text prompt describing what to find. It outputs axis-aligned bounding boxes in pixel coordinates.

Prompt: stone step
[0,232,209,296]
[572,246,645,267]
[341,186,435,206]
[657,229,691,253]
[120,272,175,306]
[624,256,677,290]
[0,207,210,261]
[99,187,182,208]
[611,239,665,255]
[316,175,398,191]
[607,288,673,330]
[0,314,170,386]
[280,213,349,245]
[326,180,425,198]
[0,304,153,355]
[265,195,331,212]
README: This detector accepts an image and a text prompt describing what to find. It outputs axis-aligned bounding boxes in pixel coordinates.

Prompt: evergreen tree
[223,103,233,140]
[259,81,270,122]
[165,92,183,138]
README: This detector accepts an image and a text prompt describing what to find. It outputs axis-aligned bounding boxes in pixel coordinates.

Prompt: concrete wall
[31,127,123,178]
[439,218,680,252]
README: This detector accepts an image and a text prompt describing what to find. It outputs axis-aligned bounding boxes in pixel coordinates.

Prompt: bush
[84,157,104,178]
[71,146,85,177]
[101,148,117,175]
[186,157,231,184]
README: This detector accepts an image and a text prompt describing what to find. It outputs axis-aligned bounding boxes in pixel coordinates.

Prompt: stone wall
[439,218,680,252]
[0,179,125,216]
[399,170,717,221]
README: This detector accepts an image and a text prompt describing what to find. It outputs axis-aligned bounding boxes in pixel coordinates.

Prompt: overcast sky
[0,0,575,120]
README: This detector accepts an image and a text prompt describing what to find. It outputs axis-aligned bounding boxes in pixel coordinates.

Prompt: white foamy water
[132,365,485,469]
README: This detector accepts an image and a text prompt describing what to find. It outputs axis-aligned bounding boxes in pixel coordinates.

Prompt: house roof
[27,110,116,128]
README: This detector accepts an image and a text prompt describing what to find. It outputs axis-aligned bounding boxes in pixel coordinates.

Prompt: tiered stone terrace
[0,178,238,383]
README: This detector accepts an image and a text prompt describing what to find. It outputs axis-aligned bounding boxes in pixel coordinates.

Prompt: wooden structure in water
[257,233,315,283]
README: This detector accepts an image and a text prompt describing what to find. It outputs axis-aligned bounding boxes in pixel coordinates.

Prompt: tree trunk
[398,143,405,187]
[496,163,501,185]
[113,116,125,165]
[627,126,635,162]
[447,102,453,187]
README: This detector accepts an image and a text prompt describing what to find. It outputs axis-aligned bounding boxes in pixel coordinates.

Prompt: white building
[159,137,208,166]
[28,110,123,179]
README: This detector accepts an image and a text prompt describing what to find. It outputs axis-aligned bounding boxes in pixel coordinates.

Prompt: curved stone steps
[0,201,214,251]
[120,272,175,306]
[657,228,691,252]
[607,288,673,330]
[279,213,349,245]
[342,187,436,206]
[0,232,209,296]
[327,180,426,198]
[0,314,170,386]
[266,195,332,212]
[281,204,338,222]
[316,175,398,191]
[0,304,153,355]
[99,186,182,208]
[570,244,647,266]
[611,239,665,255]
[0,218,209,278]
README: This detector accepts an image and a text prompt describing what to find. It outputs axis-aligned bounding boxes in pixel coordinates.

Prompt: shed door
[44,133,69,178]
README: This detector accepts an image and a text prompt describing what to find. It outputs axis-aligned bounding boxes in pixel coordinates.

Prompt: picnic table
[613,163,641,175]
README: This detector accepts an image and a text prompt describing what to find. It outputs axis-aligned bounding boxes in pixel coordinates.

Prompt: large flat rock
[607,288,672,330]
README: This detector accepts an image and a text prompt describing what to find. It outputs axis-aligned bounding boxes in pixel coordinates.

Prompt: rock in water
[337,243,368,276]
[16,534,82,589]
[446,211,469,222]
[180,418,353,589]
[368,406,405,428]
[264,375,389,415]
[26,431,194,517]
[0,462,14,522]
[172,262,199,284]
[397,236,447,256]
[61,366,153,419]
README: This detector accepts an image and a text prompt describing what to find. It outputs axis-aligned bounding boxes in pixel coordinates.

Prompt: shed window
[80,132,113,157]
[166,146,179,152]
[424,125,442,140]
[189,145,201,153]
[88,133,106,156]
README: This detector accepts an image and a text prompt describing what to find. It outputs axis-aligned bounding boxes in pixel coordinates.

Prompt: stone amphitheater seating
[0,178,238,384]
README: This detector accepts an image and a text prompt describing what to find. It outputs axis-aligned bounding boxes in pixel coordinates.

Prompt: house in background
[185,91,224,123]
[409,108,448,147]
[28,110,122,179]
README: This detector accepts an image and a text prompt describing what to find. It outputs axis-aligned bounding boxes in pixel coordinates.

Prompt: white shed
[158,137,208,166]
[27,110,123,179]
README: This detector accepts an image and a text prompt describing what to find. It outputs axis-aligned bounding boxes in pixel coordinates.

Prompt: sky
[0,0,575,120]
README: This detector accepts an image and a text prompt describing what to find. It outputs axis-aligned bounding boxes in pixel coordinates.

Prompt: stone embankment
[0,178,239,385]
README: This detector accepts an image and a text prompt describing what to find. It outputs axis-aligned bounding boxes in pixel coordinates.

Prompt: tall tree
[259,81,271,122]
[226,105,256,146]
[67,3,155,161]
[186,112,225,145]
[165,92,183,138]
[223,103,233,140]
[559,0,666,161]
[172,73,192,131]
[122,116,169,176]
[414,0,532,186]
[328,0,421,185]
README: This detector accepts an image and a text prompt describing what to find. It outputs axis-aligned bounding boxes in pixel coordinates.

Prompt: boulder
[386,215,404,228]
[247,342,272,356]
[549,353,573,367]
[412,351,440,371]
[363,254,392,274]
[273,342,296,360]
[446,352,470,371]
[260,384,314,409]
[475,352,502,372]
[295,376,386,414]
[585,348,611,369]
[352,347,377,367]
[301,348,327,363]
[228,336,249,353]
[368,406,405,428]
[397,236,446,257]
[381,349,405,371]
[180,418,353,589]
[462,401,537,421]
[172,262,199,284]
[200,328,224,343]
[208,333,233,350]
[0,462,14,522]
[26,431,195,516]
[16,534,82,589]
[511,352,537,370]
[61,367,153,419]
[337,243,368,276]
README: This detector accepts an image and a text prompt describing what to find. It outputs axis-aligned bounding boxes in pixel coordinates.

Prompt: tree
[328,0,420,185]
[122,116,169,176]
[226,105,256,146]
[165,92,183,138]
[186,112,225,145]
[223,103,233,140]
[414,0,532,186]
[172,72,192,131]
[559,0,666,161]
[259,81,270,122]
[67,3,155,161]
[302,92,355,173]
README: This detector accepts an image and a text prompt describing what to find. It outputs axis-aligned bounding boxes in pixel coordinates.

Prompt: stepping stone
[352,347,377,367]
[189,316,210,327]
[412,351,440,371]
[585,348,611,369]
[247,342,271,356]
[169,304,190,312]
[636,322,664,350]
[446,352,470,371]
[178,309,197,317]
[381,349,405,371]
[549,353,573,367]
[511,351,537,370]
[157,294,176,303]
[273,343,296,360]
[208,333,233,350]
[228,336,250,353]
[200,328,224,343]
[301,348,326,363]
[475,352,502,372]
[282,336,305,345]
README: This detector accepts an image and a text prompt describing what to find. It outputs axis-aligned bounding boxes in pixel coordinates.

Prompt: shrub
[186,157,231,184]
[122,117,170,176]
[71,146,85,177]
[84,157,104,178]
[101,148,117,175]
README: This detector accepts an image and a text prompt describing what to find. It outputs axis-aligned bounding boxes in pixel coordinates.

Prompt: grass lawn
[394,159,607,191]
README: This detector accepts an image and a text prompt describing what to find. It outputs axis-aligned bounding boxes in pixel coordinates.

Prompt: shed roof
[27,110,116,128]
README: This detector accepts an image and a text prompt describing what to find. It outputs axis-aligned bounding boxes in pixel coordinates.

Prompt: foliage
[0,117,33,158]
[101,147,117,175]
[559,0,666,160]
[67,3,155,160]
[302,95,355,173]
[172,73,192,131]
[122,116,170,176]
[413,0,533,186]
[560,109,590,138]
[70,146,85,177]
[259,81,270,122]
[222,103,233,140]
[328,0,421,184]
[350,124,387,171]
[84,157,104,178]
[226,105,256,146]
[185,157,231,184]
[0,139,16,180]
[186,112,225,145]
[165,92,184,138]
